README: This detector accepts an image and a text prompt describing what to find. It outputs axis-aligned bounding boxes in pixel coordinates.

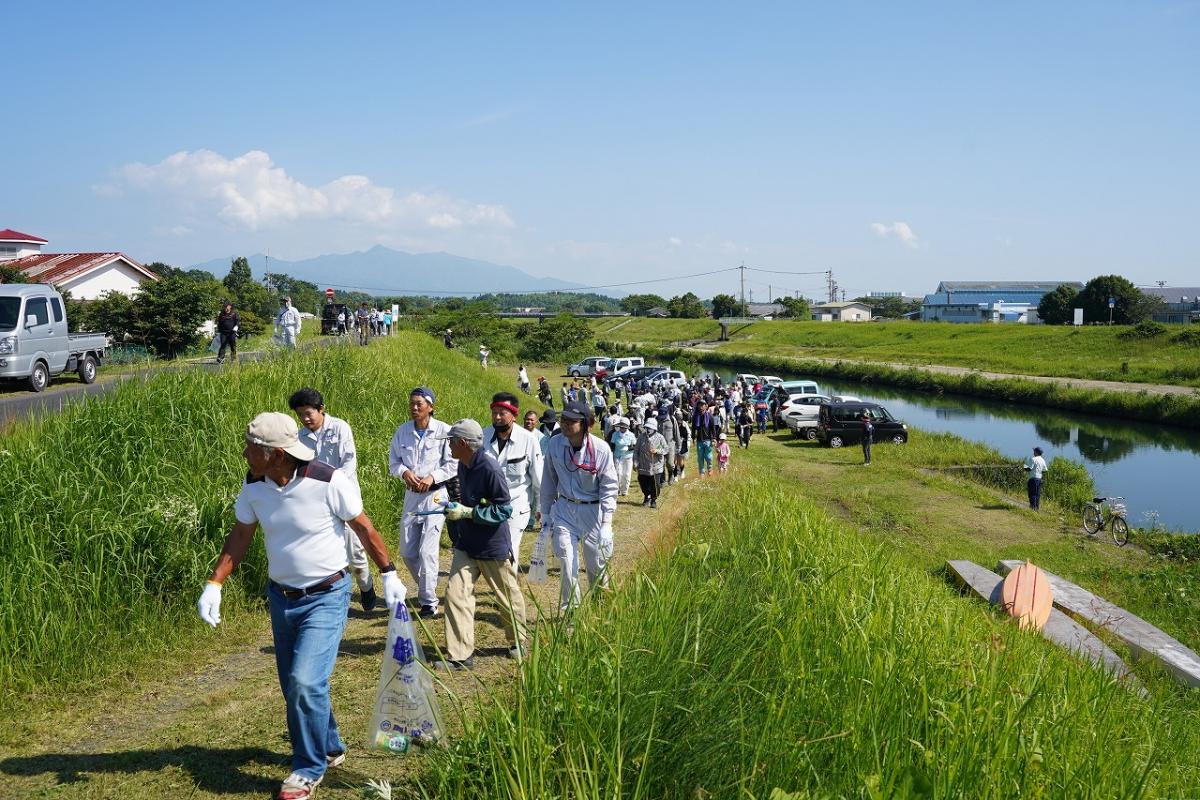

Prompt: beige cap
[245,412,315,461]
[436,418,484,447]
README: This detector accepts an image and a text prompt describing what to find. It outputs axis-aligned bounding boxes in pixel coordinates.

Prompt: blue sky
[4,1,1197,300]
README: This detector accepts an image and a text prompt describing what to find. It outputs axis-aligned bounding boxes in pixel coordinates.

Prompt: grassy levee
[0,333,520,709]
[418,469,1200,798]
[600,341,1200,430]
[589,317,1200,387]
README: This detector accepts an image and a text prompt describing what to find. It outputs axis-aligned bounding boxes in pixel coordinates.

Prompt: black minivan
[816,401,908,448]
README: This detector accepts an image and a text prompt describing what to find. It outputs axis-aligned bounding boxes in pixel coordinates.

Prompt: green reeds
[420,476,1200,798]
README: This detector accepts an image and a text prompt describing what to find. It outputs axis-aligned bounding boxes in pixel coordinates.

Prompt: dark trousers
[738,427,752,448]
[862,440,872,465]
[638,473,659,503]
[1027,478,1042,509]
[217,331,237,362]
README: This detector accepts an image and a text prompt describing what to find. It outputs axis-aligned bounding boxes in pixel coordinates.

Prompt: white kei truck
[0,284,107,392]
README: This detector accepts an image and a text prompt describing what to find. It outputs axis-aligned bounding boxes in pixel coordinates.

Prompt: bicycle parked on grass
[1082,496,1129,546]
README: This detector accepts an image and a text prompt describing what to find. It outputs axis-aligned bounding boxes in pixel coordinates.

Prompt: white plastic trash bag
[208,334,220,353]
[367,603,442,753]
[528,527,550,584]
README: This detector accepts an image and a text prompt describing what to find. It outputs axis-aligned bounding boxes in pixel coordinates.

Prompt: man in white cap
[435,418,527,669]
[611,417,636,496]
[389,387,457,619]
[540,401,618,611]
[198,412,404,800]
[481,392,542,560]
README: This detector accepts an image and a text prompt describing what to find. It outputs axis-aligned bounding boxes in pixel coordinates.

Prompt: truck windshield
[0,298,20,331]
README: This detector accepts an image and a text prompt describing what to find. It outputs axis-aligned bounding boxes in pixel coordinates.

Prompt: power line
[745,266,829,276]
[315,265,741,297]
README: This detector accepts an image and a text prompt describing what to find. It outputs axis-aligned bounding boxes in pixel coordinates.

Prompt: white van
[779,379,821,396]
[735,373,759,386]
[603,356,644,378]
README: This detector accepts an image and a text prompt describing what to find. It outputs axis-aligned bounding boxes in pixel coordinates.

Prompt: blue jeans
[268,574,351,780]
[696,440,714,475]
[1027,478,1042,510]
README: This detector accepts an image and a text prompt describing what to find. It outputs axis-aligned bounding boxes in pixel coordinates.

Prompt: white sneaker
[278,772,322,799]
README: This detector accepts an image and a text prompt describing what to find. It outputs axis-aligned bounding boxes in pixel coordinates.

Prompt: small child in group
[716,432,731,474]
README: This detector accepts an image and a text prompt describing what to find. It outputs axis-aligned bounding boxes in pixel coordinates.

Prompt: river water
[700,364,1200,533]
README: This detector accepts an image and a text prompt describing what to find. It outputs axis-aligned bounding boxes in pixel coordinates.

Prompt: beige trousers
[444,548,527,661]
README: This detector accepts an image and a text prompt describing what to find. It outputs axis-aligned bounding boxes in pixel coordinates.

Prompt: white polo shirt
[234,461,362,589]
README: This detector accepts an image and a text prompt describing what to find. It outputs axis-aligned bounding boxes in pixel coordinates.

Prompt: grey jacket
[636,432,668,475]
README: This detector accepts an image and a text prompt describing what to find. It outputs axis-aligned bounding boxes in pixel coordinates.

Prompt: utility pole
[264,249,272,293]
[739,262,746,315]
[826,269,837,304]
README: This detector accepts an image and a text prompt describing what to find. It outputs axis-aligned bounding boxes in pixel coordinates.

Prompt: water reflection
[700,365,1200,531]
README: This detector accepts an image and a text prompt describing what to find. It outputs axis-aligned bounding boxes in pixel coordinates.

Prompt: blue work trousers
[268,573,351,781]
[696,440,714,475]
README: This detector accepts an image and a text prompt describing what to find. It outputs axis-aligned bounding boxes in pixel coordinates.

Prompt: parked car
[735,373,760,386]
[597,355,644,380]
[646,368,686,386]
[606,364,669,387]
[782,394,832,439]
[778,379,821,396]
[0,284,107,392]
[760,375,784,386]
[567,356,609,377]
[816,401,908,448]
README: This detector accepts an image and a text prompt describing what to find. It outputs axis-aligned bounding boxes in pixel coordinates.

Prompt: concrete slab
[997,560,1200,688]
[947,560,1138,684]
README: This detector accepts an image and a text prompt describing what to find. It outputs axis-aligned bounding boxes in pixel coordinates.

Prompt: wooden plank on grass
[947,560,1137,684]
[997,560,1200,688]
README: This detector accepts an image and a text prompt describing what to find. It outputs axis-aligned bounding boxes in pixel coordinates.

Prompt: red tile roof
[10,253,159,286]
[0,229,49,244]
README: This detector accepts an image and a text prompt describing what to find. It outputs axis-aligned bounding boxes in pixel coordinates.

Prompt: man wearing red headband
[482,392,543,562]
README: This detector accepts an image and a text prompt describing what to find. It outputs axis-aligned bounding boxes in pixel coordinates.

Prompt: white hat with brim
[245,412,315,461]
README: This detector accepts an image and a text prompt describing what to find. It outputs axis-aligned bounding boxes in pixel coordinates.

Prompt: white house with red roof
[0,229,159,300]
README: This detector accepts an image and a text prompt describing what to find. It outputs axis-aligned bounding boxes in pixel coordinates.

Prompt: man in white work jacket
[481,392,543,562]
[540,400,618,611]
[388,386,458,618]
[289,386,376,612]
[276,296,302,349]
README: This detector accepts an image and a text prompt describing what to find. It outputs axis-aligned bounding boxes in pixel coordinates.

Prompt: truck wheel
[828,435,843,448]
[804,428,818,441]
[79,355,97,384]
[29,361,49,393]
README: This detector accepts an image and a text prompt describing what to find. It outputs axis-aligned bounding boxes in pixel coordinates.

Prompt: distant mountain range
[190,245,584,296]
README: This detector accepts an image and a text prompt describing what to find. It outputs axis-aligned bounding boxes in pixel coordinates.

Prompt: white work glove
[381,571,406,610]
[198,581,222,628]
[444,502,474,521]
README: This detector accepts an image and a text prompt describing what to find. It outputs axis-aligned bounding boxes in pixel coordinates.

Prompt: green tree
[132,274,214,357]
[711,293,748,318]
[515,313,595,362]
[1077,275,1146,325]
[775,296,812,320]
[76,289,137,340]
[667,292,707,318]
[0,264,28,284]
[620,294,667,316]
[1037,284,1080,325]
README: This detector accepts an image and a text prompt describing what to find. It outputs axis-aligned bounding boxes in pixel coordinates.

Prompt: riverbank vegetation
[421,460,1200,797]
[590,317,1200,387]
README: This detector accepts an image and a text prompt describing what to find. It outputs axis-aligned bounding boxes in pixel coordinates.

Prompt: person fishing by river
[861,411,874,466]
[1024,446,1048,509]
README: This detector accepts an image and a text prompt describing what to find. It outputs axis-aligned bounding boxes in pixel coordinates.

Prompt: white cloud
[152,224,193,237]
[107,149,514,233]
[870,221,919,248]
[667,236,683,247]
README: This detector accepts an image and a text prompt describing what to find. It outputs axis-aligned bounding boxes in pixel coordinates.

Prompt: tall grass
[0,334,526,702]
[602,342,1200,430]
[420,477,1200,798]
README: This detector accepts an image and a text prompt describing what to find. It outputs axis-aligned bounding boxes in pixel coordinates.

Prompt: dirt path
[0,466,707,799]
[668,341,1200,397]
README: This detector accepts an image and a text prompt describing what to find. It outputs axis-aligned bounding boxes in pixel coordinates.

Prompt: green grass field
[589,317,1200,386]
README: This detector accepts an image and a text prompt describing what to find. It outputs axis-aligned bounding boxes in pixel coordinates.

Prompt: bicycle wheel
[1110,517,1130,547]
[1082,505,1102,535]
